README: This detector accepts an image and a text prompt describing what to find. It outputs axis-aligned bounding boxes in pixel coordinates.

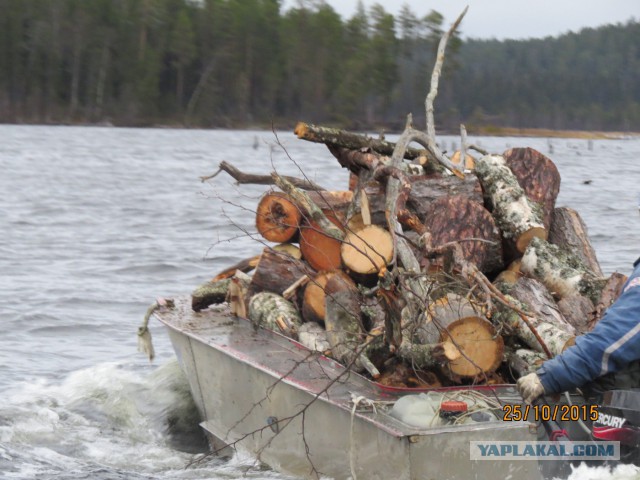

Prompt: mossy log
[248,292,302,339]
[255,192,301,243]
[299,213,345,271]
[557,294,595,334]
[588,272,629,331]
[191,278,231,312]
[421,195,503,274]
[503,147,561,230]
[521,237,607,303]
[301,270,355,324]
[474,154,547,253]
[248,247,311,297]
[549,206,603,277]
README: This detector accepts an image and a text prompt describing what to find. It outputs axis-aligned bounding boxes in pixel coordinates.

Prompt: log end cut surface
[441,316,504,378]
[256,192,301,243]
[300,215,344,271]
[341,225,393,275]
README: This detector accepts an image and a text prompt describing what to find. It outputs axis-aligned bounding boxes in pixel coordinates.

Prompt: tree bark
[248,247,311,298]
[503,147,561,230]
[298,322,331,353]
[557,294,595,334]
[421,195,503,274]
[507,348,547,378]
[212,254,261,282]
[474,154,547,253]
[549,206,603,277]
[588,272,628,331]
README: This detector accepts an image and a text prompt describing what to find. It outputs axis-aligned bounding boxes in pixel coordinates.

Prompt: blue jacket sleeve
[537,266,640,394]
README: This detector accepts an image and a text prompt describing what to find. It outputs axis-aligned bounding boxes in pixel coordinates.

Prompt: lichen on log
[248,292,302,339]
[191,278,231,312]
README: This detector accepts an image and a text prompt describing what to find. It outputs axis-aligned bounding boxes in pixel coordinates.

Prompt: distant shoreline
[1,121,638,140]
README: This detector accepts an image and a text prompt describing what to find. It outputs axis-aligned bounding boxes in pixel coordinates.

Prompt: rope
[349,393,380,480]
[137,297,173,362]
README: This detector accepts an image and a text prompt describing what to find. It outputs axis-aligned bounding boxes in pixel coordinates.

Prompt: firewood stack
[192,126,625,388]
[192,9,624,388]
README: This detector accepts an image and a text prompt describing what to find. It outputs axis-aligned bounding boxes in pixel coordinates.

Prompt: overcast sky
[283,1,638,40]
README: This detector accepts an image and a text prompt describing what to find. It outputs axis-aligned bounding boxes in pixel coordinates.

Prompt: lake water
[1,125,640,480]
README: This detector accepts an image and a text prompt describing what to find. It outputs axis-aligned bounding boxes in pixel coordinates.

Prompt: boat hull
[157,297,543,479]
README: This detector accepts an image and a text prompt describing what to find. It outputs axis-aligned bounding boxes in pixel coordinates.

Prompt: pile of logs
[191,9,625,388]
[192,128,625,387]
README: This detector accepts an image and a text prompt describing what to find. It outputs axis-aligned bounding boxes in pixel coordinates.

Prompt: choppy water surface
[1,125,640,480]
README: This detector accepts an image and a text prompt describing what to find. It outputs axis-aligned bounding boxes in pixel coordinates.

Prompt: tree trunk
[256,192,301,243]
[248,247,311,297]
[521,237,607,303]
[298,322,331,353]
[503,147,561,230]
[474,154,547,253]
[421,195,503,274]
[549,206,603,276]
[299,214,344,271]
[507,348,547,378]
[248,292,302,339]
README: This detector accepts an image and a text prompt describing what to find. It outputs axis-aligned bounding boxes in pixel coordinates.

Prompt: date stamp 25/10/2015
[502,404,599,422]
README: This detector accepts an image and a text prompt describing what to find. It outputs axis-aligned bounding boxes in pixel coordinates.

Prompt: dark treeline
[1,0,638,131]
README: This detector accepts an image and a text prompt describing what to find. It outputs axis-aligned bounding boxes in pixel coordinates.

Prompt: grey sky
[284,1,638,40]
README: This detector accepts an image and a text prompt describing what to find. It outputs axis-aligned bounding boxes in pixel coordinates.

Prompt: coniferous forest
[1,0,638,132]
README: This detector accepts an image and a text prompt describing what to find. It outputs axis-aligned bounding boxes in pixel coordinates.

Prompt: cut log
[301,270,355,324]
[248,292,302,339]
[255,192,301,243]
[498,276,576,334]
[474,154,547,253]
[521,237,607,303]
[507,348,547,378]
[273,242,302,260]
[307,190,353,213]
[557,294,595,334]
[405,174,483,219]
[588,272,628,331]
[503,147,561,230]
[549,206,603,277]
[341,225,394,282]
[324,275,379,378]
[248,247,311,297]
[414,293,504,381]
[211,254,261,282]
[421,195,503,274]
[491,293,575,356]
[298,322,331,353]
[191,278,231,312]
[299,214,344,271]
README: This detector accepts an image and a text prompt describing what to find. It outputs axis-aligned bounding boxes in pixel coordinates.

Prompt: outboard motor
[592,389,640,463]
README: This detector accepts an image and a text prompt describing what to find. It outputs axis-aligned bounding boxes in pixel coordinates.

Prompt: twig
[201,160,326,191]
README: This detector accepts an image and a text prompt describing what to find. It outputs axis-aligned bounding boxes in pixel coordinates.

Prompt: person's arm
[518,274,640,401]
